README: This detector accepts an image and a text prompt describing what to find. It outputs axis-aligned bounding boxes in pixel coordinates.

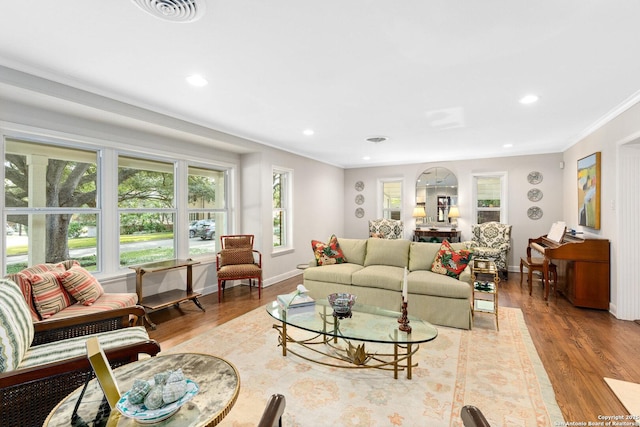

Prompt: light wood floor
[147,273,640,424]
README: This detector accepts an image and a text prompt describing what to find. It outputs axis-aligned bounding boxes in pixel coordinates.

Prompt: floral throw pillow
[431,240,472,279]
[311,235,347,266]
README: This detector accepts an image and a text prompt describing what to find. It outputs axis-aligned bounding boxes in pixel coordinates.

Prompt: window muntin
[118,155,176,266]
[4,138,100,272]
[187,166,227,256]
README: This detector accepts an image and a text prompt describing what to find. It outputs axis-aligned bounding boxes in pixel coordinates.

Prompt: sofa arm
[0,339,160,427]
[459,264,473,285]
[33,305,147,346]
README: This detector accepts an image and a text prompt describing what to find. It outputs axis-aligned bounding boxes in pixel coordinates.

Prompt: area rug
[604,378,640,426]
[165,306,564,426]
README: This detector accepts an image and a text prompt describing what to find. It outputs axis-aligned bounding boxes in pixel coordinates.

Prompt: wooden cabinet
[414,229,461,243]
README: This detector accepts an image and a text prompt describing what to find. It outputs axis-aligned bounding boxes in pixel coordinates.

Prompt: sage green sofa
[303,237,473,329]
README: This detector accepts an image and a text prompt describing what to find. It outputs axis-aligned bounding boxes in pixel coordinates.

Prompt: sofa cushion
[334,238,367,266]
[304,263,363,285]
[46,293,139,320]
[409,242,441,271]
[59,266,105,306]
[18,326,150,370]
[431,240,473,279]
[407,270,471,299]
[311,235,347,266]
[352,265,404,292]
[0,279,35,373]
[364,238,410,268]
[31,271,73,319]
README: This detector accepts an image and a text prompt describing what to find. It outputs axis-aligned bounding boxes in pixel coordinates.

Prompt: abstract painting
[577,152,601,229]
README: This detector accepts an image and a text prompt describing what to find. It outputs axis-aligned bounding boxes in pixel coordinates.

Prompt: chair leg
[519,260,524,287]
[528,269,533,296]
[258,276,262,299]
[218,279,223,303]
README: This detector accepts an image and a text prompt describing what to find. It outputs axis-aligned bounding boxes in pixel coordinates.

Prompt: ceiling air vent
[366,136,389,144]
[131,0,205,23]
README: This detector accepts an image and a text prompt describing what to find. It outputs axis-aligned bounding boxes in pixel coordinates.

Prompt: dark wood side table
[130,259,204,329]
[413,229,461,243]
[44,353,239,427]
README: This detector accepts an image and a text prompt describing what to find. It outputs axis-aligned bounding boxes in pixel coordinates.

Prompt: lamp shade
[412,206,426,218]
[448,206,460,218]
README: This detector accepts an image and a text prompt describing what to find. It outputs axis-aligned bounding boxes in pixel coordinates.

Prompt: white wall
[344,153,564,273]
[563,101,640,320]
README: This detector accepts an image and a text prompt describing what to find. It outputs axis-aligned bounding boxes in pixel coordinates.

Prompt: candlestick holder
[397,300,412,333]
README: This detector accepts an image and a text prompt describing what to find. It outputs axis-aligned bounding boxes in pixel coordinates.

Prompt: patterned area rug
[166,306,564,426]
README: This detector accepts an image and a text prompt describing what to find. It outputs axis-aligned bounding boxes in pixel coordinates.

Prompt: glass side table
[471,258,500,331]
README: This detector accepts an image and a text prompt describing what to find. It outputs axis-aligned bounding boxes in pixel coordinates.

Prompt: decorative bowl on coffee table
[327,293,357,319]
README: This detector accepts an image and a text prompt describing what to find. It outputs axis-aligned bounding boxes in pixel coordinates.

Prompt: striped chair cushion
[30,271,73,319]
[4,272,41,321]
[59,265,104,306]
[45,293,139,320]
[0,279,35,373]
[18,326,150,370]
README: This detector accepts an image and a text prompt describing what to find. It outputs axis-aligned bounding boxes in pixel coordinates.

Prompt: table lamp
[412,206,426,229]
[448,205,460,230]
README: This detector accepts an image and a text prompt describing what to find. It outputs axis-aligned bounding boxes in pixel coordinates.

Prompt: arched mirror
[415,167,458,227]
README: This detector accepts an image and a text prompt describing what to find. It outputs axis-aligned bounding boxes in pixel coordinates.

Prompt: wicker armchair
[0,279,161,427]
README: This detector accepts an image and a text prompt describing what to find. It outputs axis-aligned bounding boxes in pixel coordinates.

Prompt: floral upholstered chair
[467,222,512,277]
[368,219,404,239]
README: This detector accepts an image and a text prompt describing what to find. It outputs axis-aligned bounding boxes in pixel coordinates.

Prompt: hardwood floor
[147,274,640,424]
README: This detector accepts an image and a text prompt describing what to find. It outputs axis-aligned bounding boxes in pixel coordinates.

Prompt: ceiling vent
[131,0,205,23]
[366,136,389,144]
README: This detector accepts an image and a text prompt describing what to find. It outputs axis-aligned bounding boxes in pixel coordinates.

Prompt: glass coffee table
[266,300,438,379]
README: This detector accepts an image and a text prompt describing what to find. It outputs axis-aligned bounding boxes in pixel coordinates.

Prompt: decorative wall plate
[355,181,365,191]
[355,207,365,218]
[355,194,365,205]
[527,188,543,202]
[527,171,543,185]
[527,206,543,220]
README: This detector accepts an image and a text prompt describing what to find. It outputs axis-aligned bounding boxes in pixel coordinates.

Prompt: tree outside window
[273,168,292,248]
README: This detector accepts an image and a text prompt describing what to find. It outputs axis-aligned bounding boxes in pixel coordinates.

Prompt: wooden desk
[44,353,239,427]
[130,259,204,329]
[414,229,461,243]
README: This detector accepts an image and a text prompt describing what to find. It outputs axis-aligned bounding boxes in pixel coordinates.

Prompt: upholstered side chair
[368,219,404,239]
[467,222,512,278]
[216,234,262,303]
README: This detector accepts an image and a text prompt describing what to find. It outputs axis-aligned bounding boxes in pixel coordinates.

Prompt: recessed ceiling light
[520,94,539,104]
[503,143,513,148]
[186,74,208,87]
[303,129,314,136]
[362,156,371,161]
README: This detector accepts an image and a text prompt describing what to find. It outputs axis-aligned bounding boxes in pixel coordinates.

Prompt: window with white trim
[473,173,507,223]
[272,168,292,248]
[382,180,402,220]
[187,166,228,255]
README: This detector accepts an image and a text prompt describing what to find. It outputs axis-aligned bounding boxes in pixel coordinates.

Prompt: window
[4,138,100,273]
[3,134,234,276]
[381,180,402,220]
[473,173,507,223]
[272,168,292,248]
[118,155,175,266]
[187,166,227,255]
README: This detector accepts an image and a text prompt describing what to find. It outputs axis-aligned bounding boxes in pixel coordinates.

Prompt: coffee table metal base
[273,319,419,379]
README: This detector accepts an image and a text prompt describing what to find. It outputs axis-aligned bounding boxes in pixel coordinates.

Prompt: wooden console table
[130,259,204,329]
[414,229,461,243]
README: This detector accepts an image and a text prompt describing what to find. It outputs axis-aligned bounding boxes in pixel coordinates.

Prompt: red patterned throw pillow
[31,271,73,318]
[431,240,472,279]
[311,235,347,266]
[59,266,104,306]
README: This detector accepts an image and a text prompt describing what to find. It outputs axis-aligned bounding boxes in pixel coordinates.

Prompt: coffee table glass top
[266,300,438,344]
